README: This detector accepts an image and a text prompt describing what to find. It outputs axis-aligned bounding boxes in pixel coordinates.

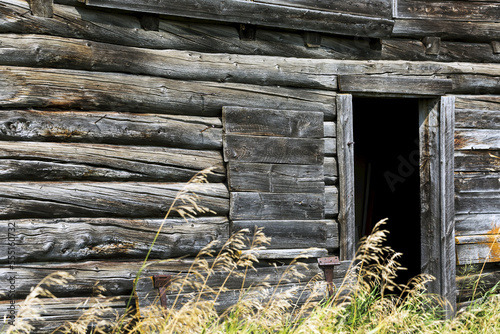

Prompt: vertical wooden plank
[337,94,355,261]
[419,99,441,295]
[440,96,456,317]
[29,0,53,17]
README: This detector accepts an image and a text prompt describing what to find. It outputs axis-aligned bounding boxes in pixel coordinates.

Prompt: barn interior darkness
[353,98,421,286]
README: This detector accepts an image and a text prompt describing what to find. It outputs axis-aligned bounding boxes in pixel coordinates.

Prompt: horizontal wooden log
[0,142,224,182]
[455,150,500,172]
[455,109,500,129]
[233,220,338,250]
[0,66,336,117]
[227,162,324,193]
[223,135,324,165]
[230,192,325,220]
[456,214,500,236]
[324,138,337,156]
[392,19,500,42]
[457,267,500,302]
[0,182,229,219]
[396,0,500,22]
[222,107,324,138]
[456,192,500,214]
[455,129,500,150]
[338,75,453,95]
[0,34,338,90]
[455,95,500,111]
[324,157,338,185]
[0,217,229,263]
[325,186,339,218]
[456,234,500,264]
[0,110,221,149]
[455,172,500,193]
[83,0,394,38]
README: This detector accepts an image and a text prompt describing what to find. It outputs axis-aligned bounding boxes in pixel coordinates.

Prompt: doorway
[353,98,421,286]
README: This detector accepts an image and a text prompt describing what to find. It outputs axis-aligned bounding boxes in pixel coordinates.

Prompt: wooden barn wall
[454,96,500,306]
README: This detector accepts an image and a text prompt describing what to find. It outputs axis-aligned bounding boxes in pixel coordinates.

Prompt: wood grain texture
[396,0,500,22]
[339,75,453,95]
[455,109,500,129]
[0,217,229,263]
[0,110,221,149]
[227,162,324,193]
[336,95,355,261]
[456,214,500,236]
[223,135,324,165]
[232,220,339,250]
[230,192,325,220]
[0,34,338,90]
[29,0,53,17]
[455,192,500,214]
[455,129,500,150]
[84,0,394,38]
[455,151,500,172]
[0,66,337,117]
[0,142,225,182]
[325,186,339,218]
[455,172,500,193]
[455,95,500,111]
[0,182,229,219]
[456,235,500,264]
[324,157,338,185]
[223,107,324,138]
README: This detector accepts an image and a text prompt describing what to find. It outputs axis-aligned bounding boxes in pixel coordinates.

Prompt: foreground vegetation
[5,169,500,333]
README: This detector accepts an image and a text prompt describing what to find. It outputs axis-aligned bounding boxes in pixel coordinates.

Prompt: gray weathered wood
[455,151,500,172]
[457,266,500,301]
[0,34,338,91]
[227,162,324,193]
[0,66,336,117]
[223,135,324,165]
[325,186,339,218]
[29,0,53,17]
[324,138,337,156]
[222,107,324,138]
[439,95,456,317]
[455,192,500,214]
[0,142,225,182]
[0,182,229,219]
[324,122,336,138]
[455,109,500,129]
[396,0,500,22]
[455,95,500,111]
[83,0,394,38]
[423,37,441,55]
[455,129,500,150]
[336,95,355,261]
[456,214,500,236]
[324,157,338,185]
[339,75,453,95]
[232,220,338,250]
[241,248,328,259]
[0,217,228,263]
[230,192,325,220]
[419,99,441,295]
[455,172,500,193]
[456,235,500,264]
[0,110,221,149]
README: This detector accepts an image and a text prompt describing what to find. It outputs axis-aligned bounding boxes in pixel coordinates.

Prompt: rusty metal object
[153,274,172,308]
[317,256,340,297]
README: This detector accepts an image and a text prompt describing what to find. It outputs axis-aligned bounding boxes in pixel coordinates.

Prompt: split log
[0,142,225,182]
[396,0,500,22]
[0,182,229,219]
[456,214,500,236]
[232,220,338,250]
[455,150,500,172]
[0,217,229,263]
[456,234,500,264]
[455,192,500,214]
[338,75,453,95]
[0,34,338,90]
[227,162,324,193]
[83,0,394,38]
[455,109,500,129]
[0,66,337,118]
[455,172,500,193]
[455,129,500,150]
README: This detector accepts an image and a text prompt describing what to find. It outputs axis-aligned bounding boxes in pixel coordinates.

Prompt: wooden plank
[83,0,394,38]
[455,151,500,172]
[455,129,500,150]
[324,157,338,185]
[0,34,338,91]
[455,172,500,193]
[222,107,324,138]
[456,235,500,264]
[0,182,229,219]
[227,162,324,193]
[0,217,228,263]
[223,135,323,165]
[230,192,325,220]
[456,192,500,214]
[455,109,500,129]
[439,95,456,318]
[455,95,500,111]
[0,66,337,117]
[336,95,355,261]
[324,137,337,156]
[29,0,53,17]
[242,248,328,259]
[0,110,221,149]
[392,19,500,42]
[324,122,336,138]
[396,1,500,22]
[456,214,500,236]
[232,219,339,250]
[338,75,453,95]
[325,186,339,218]
[0,142,225,182]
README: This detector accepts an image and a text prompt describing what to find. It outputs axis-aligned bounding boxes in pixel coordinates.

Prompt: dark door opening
[353,98,421,287]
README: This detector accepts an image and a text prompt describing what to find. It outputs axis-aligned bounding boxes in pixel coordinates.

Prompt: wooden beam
[338,75,453,95]
[455,129,500,150]
[29,0,53,17]
[456,235,500,264]
[456,214,500,236]
[336,95,355,261]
